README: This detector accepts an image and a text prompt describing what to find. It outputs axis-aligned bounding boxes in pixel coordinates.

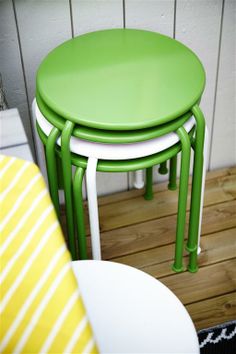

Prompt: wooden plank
[186,292,236,330]
[176,0,223,167]
[210,0,236,169]
[97,167,236,207]
[91,174,236,233]
[160,259,236,305]
[99,200,236,259]
[0,0,33,150]
[110,228,236,278]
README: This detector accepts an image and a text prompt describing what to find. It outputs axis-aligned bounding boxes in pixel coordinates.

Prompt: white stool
[72,260,200,353]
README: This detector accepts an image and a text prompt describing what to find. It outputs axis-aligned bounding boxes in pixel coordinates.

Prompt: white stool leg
[133,170,144,189]
[197,126,209,254]
[86,157,101,260]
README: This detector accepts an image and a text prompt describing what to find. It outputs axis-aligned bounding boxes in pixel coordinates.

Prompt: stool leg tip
[187,265,199,273]
[168,183,177,191]
[172,264,184,273]
[144,193,154,201]
[159,167,168,175]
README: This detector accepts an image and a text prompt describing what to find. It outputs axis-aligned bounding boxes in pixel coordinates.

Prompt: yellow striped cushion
[0,155,98,354]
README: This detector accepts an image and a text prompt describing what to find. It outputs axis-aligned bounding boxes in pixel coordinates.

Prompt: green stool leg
[73,167,88,260]
[45,127,60,218]
[172,127,191,272]
[144,167,153,200]
[187,105,205,273]
[56,155,64,190]
[168,155,177,190]
[159,161,168,175]
[61,121,76,260]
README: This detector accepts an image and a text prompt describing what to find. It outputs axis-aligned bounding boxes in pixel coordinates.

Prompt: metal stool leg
[159,161,168,175]
[197,125,209,254]
[172,127,191,272]
[86,157,101,260]
[186,105,205,272]
[144,167,153,200]
[61,121,76,260]
[73,167,88,260]
[133,170,144,189]
[45,127,60,218]
[168,155,177,191]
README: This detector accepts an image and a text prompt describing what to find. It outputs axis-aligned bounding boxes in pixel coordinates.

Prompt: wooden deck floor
[64,167,236,330]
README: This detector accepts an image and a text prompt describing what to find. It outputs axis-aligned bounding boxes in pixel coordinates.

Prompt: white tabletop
[72,260,199,354]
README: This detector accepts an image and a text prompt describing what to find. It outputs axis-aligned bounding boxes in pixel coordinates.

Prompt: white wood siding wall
[0,0,235,196]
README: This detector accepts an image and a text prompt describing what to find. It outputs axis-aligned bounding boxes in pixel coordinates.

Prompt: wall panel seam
[173,0,177,39]
[11,0,37,162]
[69,0,75,38]
[123,0,126,29]
[209,0,225,170]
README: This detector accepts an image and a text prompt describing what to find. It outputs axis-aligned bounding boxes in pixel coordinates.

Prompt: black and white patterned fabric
[198,320,236,354]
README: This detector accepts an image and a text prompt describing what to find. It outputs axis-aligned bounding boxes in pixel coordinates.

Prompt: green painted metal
[73,167,88,260]
[36,92,194,144]
[37,29,205,131]
[45,127,60,218]
[37,121,198,272]
[168,155,177,190]
[144,167,153,200]
[37,121,195,173]
[172,127,191,272]
[159,161,168,175]
[187,104,205,273]
[61,120,76,260]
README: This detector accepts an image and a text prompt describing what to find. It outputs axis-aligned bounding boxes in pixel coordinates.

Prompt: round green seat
[36,29,205,131]
[36,91,194,143]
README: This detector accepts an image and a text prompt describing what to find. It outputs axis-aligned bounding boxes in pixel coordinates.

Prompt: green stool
[35,29,207,272]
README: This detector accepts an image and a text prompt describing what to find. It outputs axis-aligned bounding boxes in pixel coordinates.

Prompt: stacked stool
[34,29,208,273]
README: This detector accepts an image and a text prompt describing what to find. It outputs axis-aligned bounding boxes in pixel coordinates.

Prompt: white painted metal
[210,0,236,169]
[72,260,199,354]
[86,157,101,260]
[35,100,196,160]
[133,170,144,189]
[176,0,223,169]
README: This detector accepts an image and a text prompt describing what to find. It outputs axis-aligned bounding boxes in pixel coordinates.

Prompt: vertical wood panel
[72,0,123,35]
[0,0,33,153]
[125,0,175,36]
[210,0,236,169]
[13,0,72,181]
[175,0,223,168]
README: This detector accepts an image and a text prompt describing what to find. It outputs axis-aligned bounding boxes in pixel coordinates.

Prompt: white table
[72,260,199,354]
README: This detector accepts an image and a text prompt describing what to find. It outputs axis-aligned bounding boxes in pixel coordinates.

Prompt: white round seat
[72,260,199,354]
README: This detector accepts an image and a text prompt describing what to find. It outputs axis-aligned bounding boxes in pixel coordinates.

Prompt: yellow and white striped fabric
[0,155,98,354]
